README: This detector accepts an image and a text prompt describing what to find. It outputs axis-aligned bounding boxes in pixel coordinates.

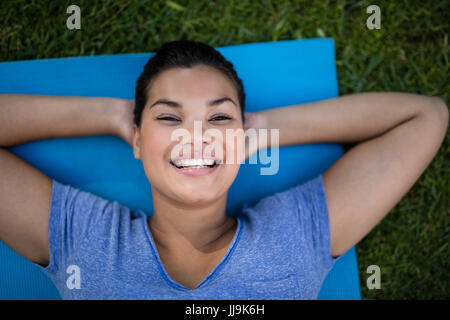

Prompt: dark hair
[134,40,246,127]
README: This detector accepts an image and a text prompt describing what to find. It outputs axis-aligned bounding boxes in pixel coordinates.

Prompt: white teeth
[173,158,215,168]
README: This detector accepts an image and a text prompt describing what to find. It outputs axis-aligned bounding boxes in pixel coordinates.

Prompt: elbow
[433,97,449,131]
[430,96,448,117]
[423,96,449,132]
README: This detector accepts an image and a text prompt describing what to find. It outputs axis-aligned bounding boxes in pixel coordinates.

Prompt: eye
[156,116,180,122]
[210,115,232,121]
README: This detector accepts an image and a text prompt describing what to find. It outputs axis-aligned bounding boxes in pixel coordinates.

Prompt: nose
[178,119,226,161]
[183,119,209,154]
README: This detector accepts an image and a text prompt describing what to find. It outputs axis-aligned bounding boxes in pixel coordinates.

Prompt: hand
[114,99,135,146]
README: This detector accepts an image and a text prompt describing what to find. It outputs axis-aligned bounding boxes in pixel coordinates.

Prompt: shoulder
[244,175,325,214]
[49,179,141,245]
[241,175,328,238]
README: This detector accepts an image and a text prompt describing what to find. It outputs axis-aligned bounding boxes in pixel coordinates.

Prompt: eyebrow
[149,97,237,109]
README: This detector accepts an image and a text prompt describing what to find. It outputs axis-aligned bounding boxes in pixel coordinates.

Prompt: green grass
[0,0,448,299]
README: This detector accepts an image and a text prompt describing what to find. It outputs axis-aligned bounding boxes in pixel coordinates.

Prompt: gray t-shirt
[35,175,340,299]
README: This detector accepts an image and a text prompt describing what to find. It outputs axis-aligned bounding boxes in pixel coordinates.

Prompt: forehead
[147,65,237,101]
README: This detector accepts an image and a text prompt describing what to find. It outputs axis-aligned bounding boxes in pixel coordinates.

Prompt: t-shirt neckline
[142,214,243,292]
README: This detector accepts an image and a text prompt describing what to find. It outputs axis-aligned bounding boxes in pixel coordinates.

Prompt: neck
[148,188,236,254]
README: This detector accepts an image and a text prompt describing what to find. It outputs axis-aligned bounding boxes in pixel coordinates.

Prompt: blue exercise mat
[0,39,361,300]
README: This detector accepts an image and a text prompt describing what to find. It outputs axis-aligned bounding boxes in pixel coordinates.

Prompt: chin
[173,187,223,205]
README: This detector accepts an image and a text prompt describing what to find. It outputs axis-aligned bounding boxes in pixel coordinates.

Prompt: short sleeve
[277,175,339,272]
[42,179,113,274]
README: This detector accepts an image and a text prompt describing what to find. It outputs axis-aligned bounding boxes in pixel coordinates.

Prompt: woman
[0,40,447,299]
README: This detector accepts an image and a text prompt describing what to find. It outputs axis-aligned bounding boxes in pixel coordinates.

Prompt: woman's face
[132,65,244,205]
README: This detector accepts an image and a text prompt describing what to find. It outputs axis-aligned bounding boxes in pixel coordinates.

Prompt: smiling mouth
[169,159,218,169]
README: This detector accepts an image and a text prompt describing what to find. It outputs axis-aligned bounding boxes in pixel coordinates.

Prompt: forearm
[255,92,447,147]
[0,94,125,147]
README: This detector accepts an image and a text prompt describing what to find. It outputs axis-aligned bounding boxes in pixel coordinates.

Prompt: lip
[169,161,220,176]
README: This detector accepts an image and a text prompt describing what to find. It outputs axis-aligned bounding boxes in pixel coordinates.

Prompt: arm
[0,94,133,266]
[246,92,448,257]
[0,94,134,147]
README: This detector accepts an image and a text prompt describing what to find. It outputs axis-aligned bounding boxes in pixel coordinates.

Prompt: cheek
[218,128,244,183]
[223,127,246,165]
[139,127,171,164]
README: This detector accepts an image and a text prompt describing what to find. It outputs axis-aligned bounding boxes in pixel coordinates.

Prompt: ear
[132,124,141,159]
